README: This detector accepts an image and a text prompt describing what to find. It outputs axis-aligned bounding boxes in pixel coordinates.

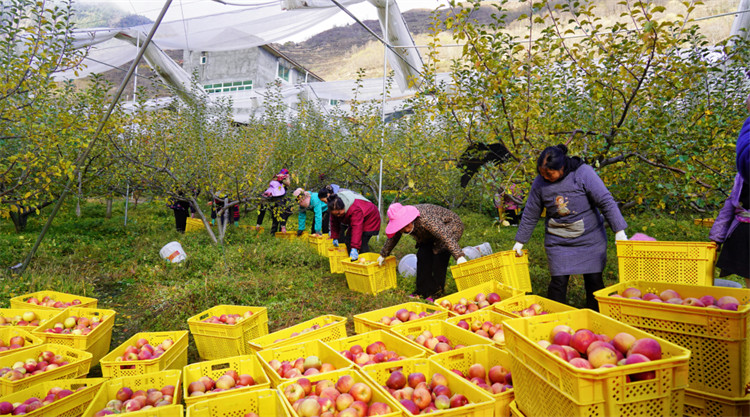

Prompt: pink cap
[385,203,420,238]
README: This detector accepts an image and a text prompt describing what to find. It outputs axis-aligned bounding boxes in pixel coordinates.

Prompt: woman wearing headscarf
[293,188,329,236]
[512,144,628,311]
[327,192,381,260]
[256,168,292,234]
[378,203,467,299]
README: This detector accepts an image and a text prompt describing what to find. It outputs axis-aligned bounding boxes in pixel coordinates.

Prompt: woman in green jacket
[293,188,329,236]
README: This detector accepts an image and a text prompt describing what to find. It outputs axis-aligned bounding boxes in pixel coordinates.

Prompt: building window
[203,80,253,94]
[329,99,339,106]
[200,53,207,65]
[277,64,290,82]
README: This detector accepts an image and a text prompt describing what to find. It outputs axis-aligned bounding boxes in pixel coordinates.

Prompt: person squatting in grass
[167,192,195,233]
[210,192,239,227]
[327,191,381,261]
[710,95,750,286]
[256,168,293,234]
[378,203,468,300]
[512,144,628,311]
[293,187,329,236]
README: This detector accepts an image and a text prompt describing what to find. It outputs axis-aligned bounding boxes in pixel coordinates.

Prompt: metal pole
[18,0,173,276]
[377,0,390,238]
[124,182,130,226]
[124,33,139,227]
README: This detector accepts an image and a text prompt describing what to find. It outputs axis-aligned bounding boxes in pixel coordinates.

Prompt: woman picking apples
[327,193,381,260]
[292,188,329,236]
[511,144,628,311]
[377,203,467,300]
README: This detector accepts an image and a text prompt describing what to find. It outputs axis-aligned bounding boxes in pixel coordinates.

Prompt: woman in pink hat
[256,169,292,234]
[378,203,467,299]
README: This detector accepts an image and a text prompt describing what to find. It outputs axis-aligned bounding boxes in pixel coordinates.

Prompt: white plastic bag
[398,254,417,277]
[159,241,187,263]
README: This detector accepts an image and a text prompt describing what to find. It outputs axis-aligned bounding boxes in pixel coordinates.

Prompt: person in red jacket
[327,193,381,261]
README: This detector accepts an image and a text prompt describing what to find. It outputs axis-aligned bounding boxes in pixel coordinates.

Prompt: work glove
[297,230,304,237]
[332,239,339,247]
[234,221,238,227]
[456,256,467,265]
[512,242,524,257]
[615,230,628,241]
[350,248,359,261]
[210,219,215,226]
[377,256,385,266]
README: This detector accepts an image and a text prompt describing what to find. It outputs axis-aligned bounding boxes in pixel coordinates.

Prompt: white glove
[456,256,467,265]
[513,242,524,257]
[615,230,628,241]
[377,256,385,266]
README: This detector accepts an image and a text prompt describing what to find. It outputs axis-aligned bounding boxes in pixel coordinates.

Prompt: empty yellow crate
[615,240,717,285]
[81,369,183,417]
[0,343,92,395]
[325,330,429,368]
[183,355,271,406]
[185,389,291,417]
[10,291,97,310]
[256,339,354,387]
[277,369,403,417]
[360,358,495,417]
[0,327,43,358]
[446,309,513,348]
[493,294,577,318]
[32,307,116,366]
[503,309,691,417]
[0,378,105,417]
[308,233,332,256]
[342,253,398,295]
[0,308,59,331]
[509,400,526,417]
[684,388,750,417]
[435,280,525,317]
[353,302,448,334]
[431,345,515,417]
[187,305,269,360]
[247,315,347,352]
[185,218,204,233]
[692,218,715,228]
[99,331,188,378]
[595,280,750,398]
[391,319,494,355]
[275,231,307,239]
[450,250,531,292]
[327,244,348,273]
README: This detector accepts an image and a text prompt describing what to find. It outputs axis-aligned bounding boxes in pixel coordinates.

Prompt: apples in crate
[439,292,504,316]
[454,317,506,344]
[42,315,104,336]
[450,363,513,395]
[381,370,471,413]
[283,375,394,416]
[338,342,403,367]
[24,296,83,309]
[613,286,744,310]
[271,322,336,345]
[200,310,255,325]
[267,355,339,379]
[378,308,440,327]
[187,370,258,398]
[0,383,89,414]
[0,334,30,353]
[408,330,467,354]
[0,311,41,327]
[91,383,176,414]
[0,349,69,380]
[117,337,174,362]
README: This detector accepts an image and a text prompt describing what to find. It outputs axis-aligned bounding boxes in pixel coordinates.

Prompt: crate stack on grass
[341,253,398,295]
[449,249,532,292]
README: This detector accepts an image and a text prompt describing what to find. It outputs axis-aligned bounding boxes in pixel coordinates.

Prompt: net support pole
[377,0,390,240]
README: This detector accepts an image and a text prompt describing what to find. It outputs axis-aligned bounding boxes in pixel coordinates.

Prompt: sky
[81,0,451,42]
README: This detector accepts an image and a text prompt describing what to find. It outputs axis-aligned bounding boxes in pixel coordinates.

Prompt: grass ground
[0,199,736,375]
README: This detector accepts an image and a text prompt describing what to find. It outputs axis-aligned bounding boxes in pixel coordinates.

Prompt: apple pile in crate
[451,363,512,395]
[200,310,254,325]
[408,330,466,353]
[0,311,41,327]
[25,296,83,309]
[454,318,505,343]
[378,308,440,327]
[268,355,338,379]
[43,314,104,336]
[0,350,68,380]
[284,375,393,417]
[339,342,404,367]
[0,384,86,414]
[544,324,663,377]
[273,322,336,344]
[383,371,470,414]
[187,369,257,398]
[118,337,174,362]
[439,292,503,315]
[615,287,743,310]
[93,384,176,414]
[508,302,549,317]
[0,334,30,353]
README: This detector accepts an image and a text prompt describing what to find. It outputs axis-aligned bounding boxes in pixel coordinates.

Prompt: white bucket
[398,254,417,278]
[475,242,493,256]
[159,241,187,263]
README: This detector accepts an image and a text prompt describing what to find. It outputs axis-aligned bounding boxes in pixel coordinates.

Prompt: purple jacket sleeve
[709,174,741,243]
[515,177,544,244]
[580,165,628,233]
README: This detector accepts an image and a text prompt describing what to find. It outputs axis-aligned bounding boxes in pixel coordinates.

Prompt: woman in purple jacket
[512,144,628,311]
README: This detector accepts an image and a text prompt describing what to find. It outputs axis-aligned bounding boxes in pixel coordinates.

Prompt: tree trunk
[10,211,29,233]
[189,196,218,244]
[106,198,113,218]
[75,171,82,218]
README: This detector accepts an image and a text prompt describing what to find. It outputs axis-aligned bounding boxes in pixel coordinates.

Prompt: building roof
[260,44,324,83]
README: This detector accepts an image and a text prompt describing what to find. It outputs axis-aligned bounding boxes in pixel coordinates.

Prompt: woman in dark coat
[378,203,467,299]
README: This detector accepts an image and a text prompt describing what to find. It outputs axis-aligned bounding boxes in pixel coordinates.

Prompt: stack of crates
[450,250,531,292]
[615,240,717,285]
[341,253,398,295]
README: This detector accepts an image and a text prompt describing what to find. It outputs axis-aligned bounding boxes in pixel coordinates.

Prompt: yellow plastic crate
[325,330,429,368]
[277,369,403,417]
[390,320,494,355]
[693,218,715,228]
[32,307,116,367]
[307,233,332,256]
[0,308,59,330]
[0,327,43,358]
[353,302,448,334]
[183,355,271,406]
[594,280,750,398]
[0,344,92,396]
[684,388,750,417]
[275,231,307,239]
[450,250,531,292]
[187,305,269,360]
[431,345,515,417]
[99,331,189,378]
[435,280,524,317]
[185,217,204,233]
[509,400,525,417]
[446,309,513,348]
[247,315,347,352]
[81,369,183,417]
[239,225,265,234]
[360,358,495,417]
[492,294,577,318]
[341,253,398,295]
[503,309,691,417]
[0,378,105,417]
[185,388,291,417]
[327,244,348,273]
[615,240,718,285]
[10,291,98,310]
[256,339,354,387]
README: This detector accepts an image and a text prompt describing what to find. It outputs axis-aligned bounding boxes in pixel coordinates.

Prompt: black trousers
[341,229,378,253]
[547,272,604,311]
[257,197,292,234]
[415,240,451,299]
[174,210,188,233]
[312,211,330,235]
